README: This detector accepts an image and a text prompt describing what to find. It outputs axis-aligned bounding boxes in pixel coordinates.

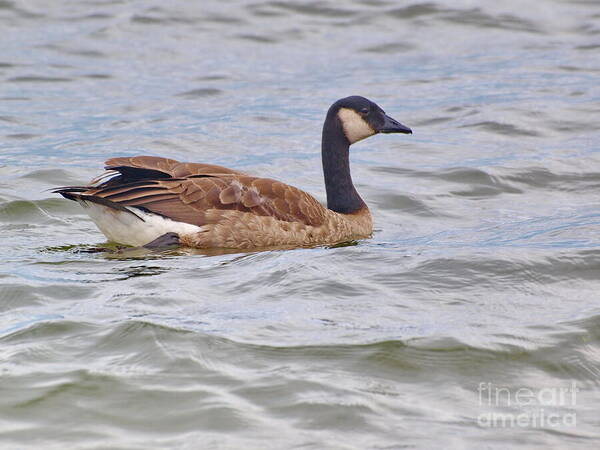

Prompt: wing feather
[104,156,244,178]
[62,156,327,228]
[84,176,325,227]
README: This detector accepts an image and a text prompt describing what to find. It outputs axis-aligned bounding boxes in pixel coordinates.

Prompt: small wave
[5,133,39,140]
[441,8,541,34]
[37,43,107,58]
[0,115,19,123]
[500,168,600,192]
[255,1,357,18]
[361,42,416,54]
[130,14,164,25]
[372,250,600,294]
[0,198,78,224]
[388,3,441,20]
[460,121,541,137]
[203,14,246,25]
[82,73,112,79]
[235,33,278,44]
[373,192,442,217]
[373,166,522,197]
[176,88,223,98]
[7,76,72,83]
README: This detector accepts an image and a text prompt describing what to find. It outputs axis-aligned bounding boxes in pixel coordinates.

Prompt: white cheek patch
[338,108,376,144]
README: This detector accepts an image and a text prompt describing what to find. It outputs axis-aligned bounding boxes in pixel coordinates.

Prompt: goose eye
[360,107,369,115]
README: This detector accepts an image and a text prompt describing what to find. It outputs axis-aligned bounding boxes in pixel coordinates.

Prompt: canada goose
[55,96,412,249]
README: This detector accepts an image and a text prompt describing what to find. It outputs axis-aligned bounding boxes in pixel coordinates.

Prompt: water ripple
[2,0,600,447]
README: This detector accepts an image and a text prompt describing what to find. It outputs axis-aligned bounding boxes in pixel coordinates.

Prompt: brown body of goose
[55,96,412,249]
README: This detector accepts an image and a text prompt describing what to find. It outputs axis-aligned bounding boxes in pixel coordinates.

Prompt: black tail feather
[54,188,144,221]
[98,166,172,188]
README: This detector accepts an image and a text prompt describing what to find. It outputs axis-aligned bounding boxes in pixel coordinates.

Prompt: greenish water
[1,0,600,448]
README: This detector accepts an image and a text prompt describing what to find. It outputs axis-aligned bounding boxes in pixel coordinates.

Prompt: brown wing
[82,174,327,227]
[103,155,244,179]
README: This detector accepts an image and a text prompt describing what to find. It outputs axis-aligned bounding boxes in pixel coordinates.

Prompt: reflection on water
[2,0,600,448]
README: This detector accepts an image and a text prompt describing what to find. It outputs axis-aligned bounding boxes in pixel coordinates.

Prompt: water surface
[2,0,600,448]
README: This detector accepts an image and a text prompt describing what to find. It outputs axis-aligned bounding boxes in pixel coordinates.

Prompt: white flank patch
[79,200,203,247]
[338,107,375,144]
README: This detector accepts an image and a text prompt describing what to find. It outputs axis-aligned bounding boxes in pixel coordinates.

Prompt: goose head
[331,96,412,145]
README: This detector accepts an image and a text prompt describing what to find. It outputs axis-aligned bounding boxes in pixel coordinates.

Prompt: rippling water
[2,0,600,448]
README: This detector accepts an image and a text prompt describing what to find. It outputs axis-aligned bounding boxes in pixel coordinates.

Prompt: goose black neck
[321,113,366,214]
